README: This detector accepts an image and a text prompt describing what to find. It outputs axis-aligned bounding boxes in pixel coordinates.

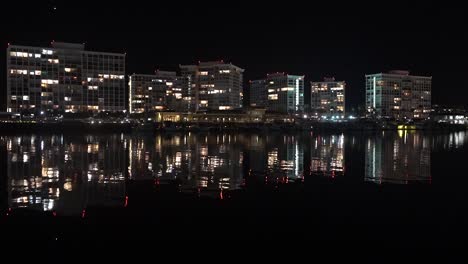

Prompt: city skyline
[4,41,436,117]
[1,2,467,112]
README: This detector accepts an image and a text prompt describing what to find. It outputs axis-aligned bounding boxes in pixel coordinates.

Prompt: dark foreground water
[0,131,467,243]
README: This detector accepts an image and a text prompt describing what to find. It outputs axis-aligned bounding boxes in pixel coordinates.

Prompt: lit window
[148,87,152,90]
[88,86,98,90]
[42,49,53,55]
[200,100,208,105]
[268,94,278,100]
[268,89,275,93]
[64,97,71,101]
[11,96,17,100]
[35,70,41,75]
[200,71,208,75]
[23,96,29,100]
[166,82,173,86]
[64,68,72,72]
[41,79,59,84]
[12,52,29,57]
[35,54,41,58]
[219,106,232,110]
[219,70,230,74]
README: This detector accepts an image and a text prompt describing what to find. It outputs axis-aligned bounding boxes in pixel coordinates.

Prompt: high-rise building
[180,61,244,111]
[6,42,126,114]
[365,70,432,119]
[249,79,267,108]
[310,77,345,117]
[265,73,304,114]
[129,71,189,113]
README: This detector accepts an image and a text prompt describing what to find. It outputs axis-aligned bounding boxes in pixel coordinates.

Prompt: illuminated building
[365,70,432,119]
[249,79,267,108]
[180,61,244,111]
[310,77,346,117]
[257,73,304,114]
[7,42,126,114]
[155,109,296,124]
[129,71,189,113]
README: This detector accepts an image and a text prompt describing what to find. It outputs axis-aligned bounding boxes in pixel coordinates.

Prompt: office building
[180,61,244,111]
[311,77,345,117]
[265,73,304,114]
[129,71,189,113]
[365,70,431,119]
[7,42,126,114]
[249,79,267,108]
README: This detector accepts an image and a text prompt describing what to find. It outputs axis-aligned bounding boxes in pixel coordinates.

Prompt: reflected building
[365,132,431,184]
[310,134,345,178]
[265,135,304,182]
[6,135,127,214]
[128,133,245,194]
[245,134,304,183]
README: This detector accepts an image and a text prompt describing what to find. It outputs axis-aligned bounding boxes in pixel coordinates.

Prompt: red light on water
[81,209,86,219]
[220,190,224,200]
[124,196,128,207]
[53,211,57,217]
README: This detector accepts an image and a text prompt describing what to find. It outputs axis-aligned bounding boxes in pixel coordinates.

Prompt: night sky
[1,1,467,112]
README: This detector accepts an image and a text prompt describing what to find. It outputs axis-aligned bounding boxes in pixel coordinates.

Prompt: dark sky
[1,1,467,112]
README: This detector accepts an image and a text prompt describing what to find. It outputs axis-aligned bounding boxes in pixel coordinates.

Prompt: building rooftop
[51,42,85,50]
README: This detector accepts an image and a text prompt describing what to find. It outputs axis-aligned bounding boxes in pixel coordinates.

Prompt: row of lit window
[10,52,42,58]
[10,69,41,75]
[98,74,125,79]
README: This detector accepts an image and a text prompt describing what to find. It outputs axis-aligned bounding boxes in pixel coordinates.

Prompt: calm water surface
[1,131,467,242]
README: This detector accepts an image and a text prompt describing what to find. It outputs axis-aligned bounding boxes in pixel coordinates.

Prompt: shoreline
[0,120,466,134]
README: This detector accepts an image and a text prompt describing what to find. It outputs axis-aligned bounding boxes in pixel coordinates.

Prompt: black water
[0,131,467,244]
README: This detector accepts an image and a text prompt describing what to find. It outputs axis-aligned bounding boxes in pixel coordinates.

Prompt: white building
[365,70,431,119]
[129,71,189,113]
[180,61,244,111]
[311,77,346,117]
[7,42,126,114]
[265,73,304,114]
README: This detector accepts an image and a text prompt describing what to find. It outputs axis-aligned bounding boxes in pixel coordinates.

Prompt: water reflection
[365,131,431,184]
[310,134,345,178]
[5,135,127,214]
[128,134,244,193]
[1,131,467,214]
